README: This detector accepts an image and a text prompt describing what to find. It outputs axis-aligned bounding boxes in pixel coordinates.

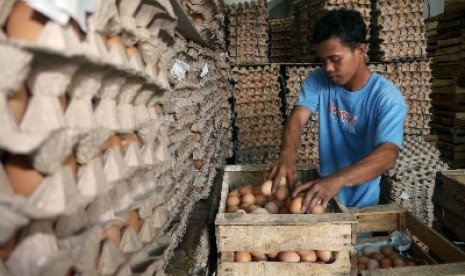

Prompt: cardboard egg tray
[270,18,293,63]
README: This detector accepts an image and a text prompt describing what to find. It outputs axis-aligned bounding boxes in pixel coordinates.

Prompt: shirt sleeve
[374,95,407,149]
[294,70,322,113]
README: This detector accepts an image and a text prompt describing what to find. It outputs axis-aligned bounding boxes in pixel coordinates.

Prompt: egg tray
[349,203,465,275]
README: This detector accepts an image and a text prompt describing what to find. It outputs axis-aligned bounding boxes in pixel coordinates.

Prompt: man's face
[316,36,365,88]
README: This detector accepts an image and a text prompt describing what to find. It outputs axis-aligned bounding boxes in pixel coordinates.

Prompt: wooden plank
[216,223,353,252]
[437,140,465,151]
[433,204,465,242]
[361,262,465,275]
[218,250,351,276]
[405,212,465,263]
[349,204,405,234]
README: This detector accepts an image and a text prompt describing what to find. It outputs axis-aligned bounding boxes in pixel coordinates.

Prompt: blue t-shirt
[295,68,407,207]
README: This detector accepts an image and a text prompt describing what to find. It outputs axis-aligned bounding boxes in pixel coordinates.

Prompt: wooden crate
[349,204,465,276]
[215,164,357,275]
[433,170,465,243]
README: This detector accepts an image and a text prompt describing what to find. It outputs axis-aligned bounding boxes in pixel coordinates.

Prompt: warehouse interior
[0,0,465,275]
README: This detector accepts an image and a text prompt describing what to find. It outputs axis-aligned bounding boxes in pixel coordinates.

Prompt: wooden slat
[219,250,351,276]
[433,204,465,242]
[349,204,405,233]
[405,212,465,263]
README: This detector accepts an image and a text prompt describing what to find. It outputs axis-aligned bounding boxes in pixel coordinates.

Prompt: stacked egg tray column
[270,18,293,63]
[430,2,465,168]
[370,0,426,62]
[0,1,232,275]
[285,65,320,165]
[227,0,269,64]
[231,65,283,164]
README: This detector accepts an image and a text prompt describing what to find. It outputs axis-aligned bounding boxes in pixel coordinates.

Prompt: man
[269,8,407,212]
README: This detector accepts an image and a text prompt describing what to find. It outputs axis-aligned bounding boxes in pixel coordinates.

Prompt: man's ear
[356,43,368,57]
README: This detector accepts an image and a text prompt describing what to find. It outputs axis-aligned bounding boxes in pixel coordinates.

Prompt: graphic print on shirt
[329,101,358,134]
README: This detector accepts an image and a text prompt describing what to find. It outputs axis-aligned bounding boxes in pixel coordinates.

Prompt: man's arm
[269,106,312,193]
[293,142,399,212]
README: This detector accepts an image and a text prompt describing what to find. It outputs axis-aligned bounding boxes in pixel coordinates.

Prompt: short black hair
[312,8,367,49]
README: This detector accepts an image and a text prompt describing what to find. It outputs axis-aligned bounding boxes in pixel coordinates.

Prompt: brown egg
[227,205,238,213]
[393,258,405,267]
[7,85,29,124]
[235,251,252,262]
[362,246,376,257]
[245,205,259,213]
[261,180,272,196]
[251,252,267,261]
[297,250,317,262]
[106,34,126,48]
[239,185,253,195]
[357,262,366,272]
[366,259,380,270]
[289,197,304,214]
[266,252,279,259]
[64,153,79,178]
[126,210,141,233]
[5,154,45,197]
[255,194,267,207]
[193,160,203,169]
[242,193,256,205]
[279,205,290,214]
[126,46,143,60]
[278,251,300,263]
[387,252,399,261]
[275,186,289,201]
[250,207,269,214]
[405,260,416,266]
[315,250,332,263]
[270,198,284,208]
[102,224,122,248]
[380,245,393,256]
[193,132,201,143]
[6,2,48,41]
[264,201,279,214]
[101,134,123,155]
[358,256,369,264]
[380,257,392,268]
[369,252,385,262]
[226,195,240,207]
[239,202,250,210]
[228,189,239,197]
[311,204,325,214]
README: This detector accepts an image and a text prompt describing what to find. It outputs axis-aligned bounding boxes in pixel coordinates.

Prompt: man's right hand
[269,153,297,194]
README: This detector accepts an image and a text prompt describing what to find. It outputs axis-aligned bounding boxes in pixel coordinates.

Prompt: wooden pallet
[431,124,465,143]
[433,170,465,243]
[215,164,356,275]
[350,204,465,275]
[432,109,465,127]
[437,140,465,161]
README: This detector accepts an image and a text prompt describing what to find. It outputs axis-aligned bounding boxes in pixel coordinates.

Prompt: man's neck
[344,66,371,92]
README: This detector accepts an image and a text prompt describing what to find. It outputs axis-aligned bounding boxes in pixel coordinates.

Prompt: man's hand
[269,154,297,194]
[292,175,345,213]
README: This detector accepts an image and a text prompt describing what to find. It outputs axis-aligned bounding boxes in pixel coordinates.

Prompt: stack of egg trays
[285,65,320,165]
[369,61,432,135]
[231,65,283,164]
[227,0,269,64]
[179,0,227,49]
[370,0,427,62]
[382,135,449,227]
[270,18,293,63]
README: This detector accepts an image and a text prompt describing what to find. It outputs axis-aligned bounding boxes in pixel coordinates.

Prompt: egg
[358,256,369,264]
[239,202,250,210]
[251,252,268,261]
[251,207,269,214]
[5,155,45,197]
[393,258,405,267]
[315,250,332,263]
[369,252,384,262]
[387,252,399,261]
[227,205,239,213]
[253,186,263,195]
[229,189,239,197]
[311,204,325,214]
[245,205,259,213]
[235,251,252,262]
[289,197,304,214]
[362,246,376,257]
[278,251,300,263]
[235,209,246,214]
[271,199,284,208]
[405,260,416,266]
[357,262,366,272]
[242,193,256,205]
[366,259,380,270]
[276,186,289,200]
[380,257,392,268]
[297,250,317,262]
[264,201,279,214]
[193,160,203,169]
[239,185,253,195]
[227,196,240,207]
[255,194,267,206]
[380,245,393,256]
[266,252,279,259]
[261,180,273,196]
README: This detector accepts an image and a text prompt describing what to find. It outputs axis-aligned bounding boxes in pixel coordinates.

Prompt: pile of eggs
[226,179,325,215]
[355,245,416,272]
[235,250,333,263]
